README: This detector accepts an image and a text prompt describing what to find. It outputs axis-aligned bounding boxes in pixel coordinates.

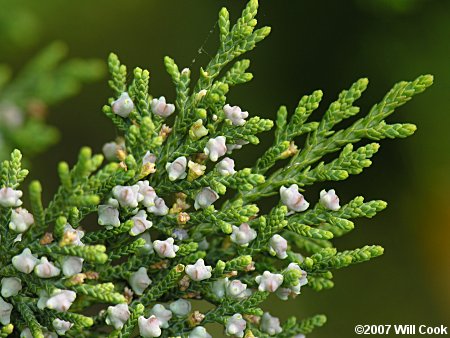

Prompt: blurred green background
[2,0,449,336]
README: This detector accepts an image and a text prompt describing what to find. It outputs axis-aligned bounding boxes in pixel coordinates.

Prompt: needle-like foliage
[0,1,432,337]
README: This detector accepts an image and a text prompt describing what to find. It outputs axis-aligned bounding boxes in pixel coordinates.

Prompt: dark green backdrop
[3,0,449,337]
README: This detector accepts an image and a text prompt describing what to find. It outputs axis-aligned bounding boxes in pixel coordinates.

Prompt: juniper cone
[0,0,433,337]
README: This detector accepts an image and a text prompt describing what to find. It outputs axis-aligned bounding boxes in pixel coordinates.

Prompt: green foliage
[0,0,432,337]
[0,42,105,161]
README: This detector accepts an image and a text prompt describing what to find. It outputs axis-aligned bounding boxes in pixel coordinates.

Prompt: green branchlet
[0,42,104,161]
[0,1,432,337]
